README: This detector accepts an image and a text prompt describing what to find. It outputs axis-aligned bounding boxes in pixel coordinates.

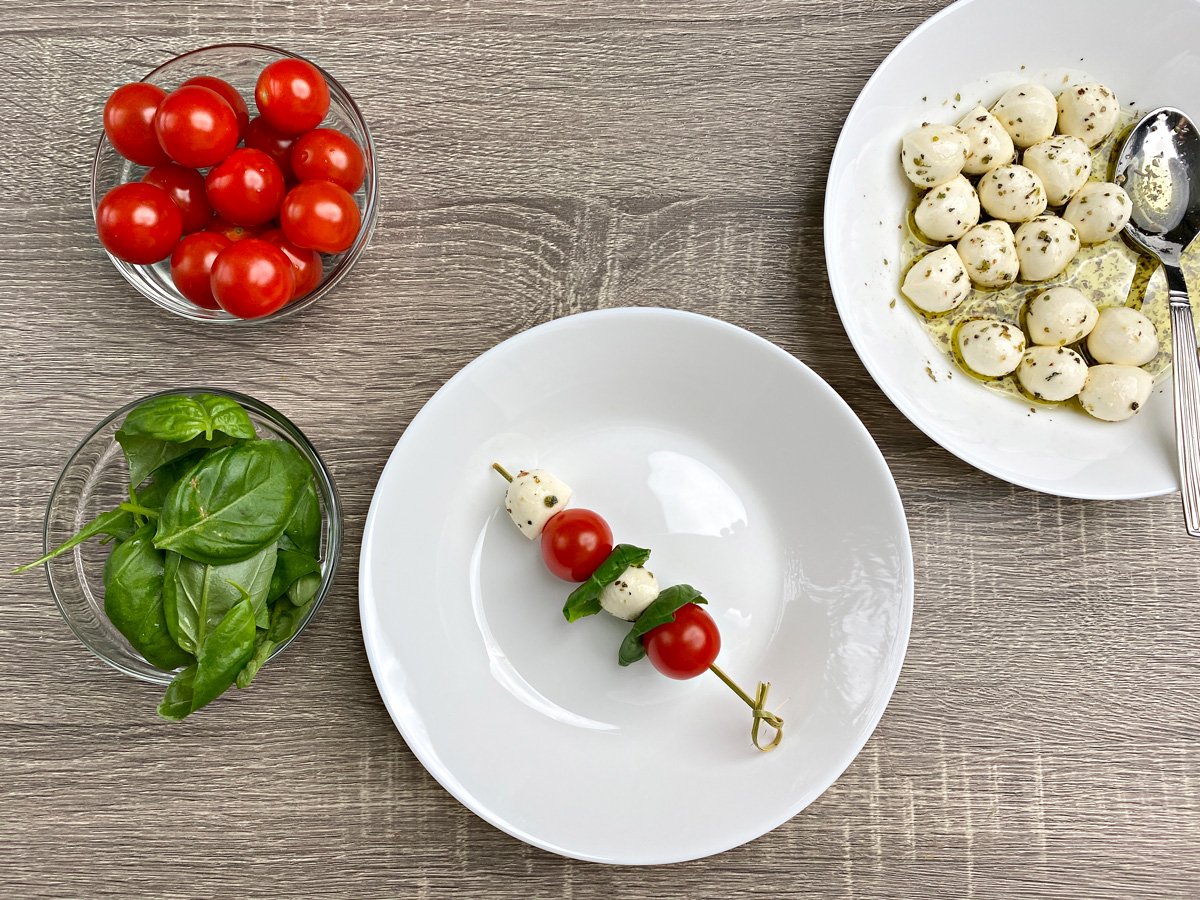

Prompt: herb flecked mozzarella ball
[1016,346,1089,402]
[1015,215,1080,282]
[900,123,970,188]
[1022,136,1092,206]
[1057,83,1120,148]
[958,106,1016,175]
[599,566,660,621]
[901,245,972,314]
[914,175,981,242]
[957,220,1019,288]
[1086,306,1160,366]
[1063,182,1133,243]
[504,469,572,539]
[977,165,1048,222]
[1078,365,1154,422]
[991,83,1058,148]
[955,319,1026,377]
[1025,286,1099,346]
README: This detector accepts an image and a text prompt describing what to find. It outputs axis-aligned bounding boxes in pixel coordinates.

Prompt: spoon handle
[1167,266,1200,538]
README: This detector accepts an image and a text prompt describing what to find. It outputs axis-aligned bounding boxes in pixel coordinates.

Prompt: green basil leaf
[116,431,237,489]
[286,572,321,608]
[617,585,708,666]
[235,632,276,690]
[164,544,277,653]
[158,664,197,721]
[563,544,651,622]
[189,595,257,714]
[284,479,321,557]
[119,393,256,445]
[268,548,321,602]
[11,507,136,574]
[268,597,315,643]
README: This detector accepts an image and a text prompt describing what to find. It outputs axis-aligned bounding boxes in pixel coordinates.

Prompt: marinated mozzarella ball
[991,83,1058,148]
[901,245,972,314]
[955,319,1026,377]
[1078,365,1154,422]
[1022,136,1092,206]
[901,123,970,188]
[1057,83,1120,148]
[957,106,1016,175]
[1063,182,1132,243]
[957,220,1019,288]
[977,165,1048,222]
[504,469,572,539]
[1016,346,1089,402]
[1025,286,1099,346]
[914,175,980,242]
[1015,215,1080,281]
[1086,306,1160,366]
[599,565,660,621]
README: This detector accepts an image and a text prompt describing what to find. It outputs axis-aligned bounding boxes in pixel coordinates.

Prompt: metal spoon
[1115,108,1200,536]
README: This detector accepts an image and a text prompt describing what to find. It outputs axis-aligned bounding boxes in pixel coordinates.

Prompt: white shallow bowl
[359,309,913,864]
[825,0,1200,499]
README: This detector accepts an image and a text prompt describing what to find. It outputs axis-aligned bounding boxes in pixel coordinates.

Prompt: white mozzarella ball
[956,220,1019,288]
[914,175,981,242]
[599,566,660,621]
[504,468,572,539]
[1063,182,1132,243]
[901,123,970,188]
[1015,215,1080,281]
[1022,136,1092,206]
[1078,365,1154,421]
[977,165,1048,222]
[902,245,972,314]
[955,319,1026,377]
[991,83,1058,148]
[1016,346,1089,402]
[957,106,1016,175]
[1086,306,1160,366]
[1025,286,1099,346]
[1057,83,1120,148]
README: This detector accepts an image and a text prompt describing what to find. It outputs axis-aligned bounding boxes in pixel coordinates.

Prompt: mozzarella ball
[1086,306,1160,366]
[1057,83,1120,148]
[901,123,970,188]
[1022,136,1092,206]
[1025,286,1099,346]
[955,319,1026,377]
[504,468,572,539]
[1015,215,1080,281]
[957,220,1019,288]
[599,565,660,621]
[1078,365,1154,422]
[991,83,1058,148]
[1063,182,1132,243]
[902,245,972,314]
[957,106,1016,175]
[1016,346,1089,402]
[977,165,1048,222]
[914,175,981,242]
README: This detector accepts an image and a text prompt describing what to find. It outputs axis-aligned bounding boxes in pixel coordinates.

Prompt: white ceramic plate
[359,309,913,864]
[825,0,1200,499]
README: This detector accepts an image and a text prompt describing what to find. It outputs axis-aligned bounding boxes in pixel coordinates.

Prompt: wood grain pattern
[1,1,1198,897]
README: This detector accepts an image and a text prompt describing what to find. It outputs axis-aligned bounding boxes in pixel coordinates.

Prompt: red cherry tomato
[261,228,323,300]
[279,180,361,253]
[205,148,286,227]
[540,509,613,582]
[289,128,366,193]
[104,83,172,166]
[170,231,232,309]
[209,239,294,319]
[244,117,297,181]
[141,164,212,233]
[180,75,250,137]
[642,603,721,680]
[206,216,265,243]
[153,85,239,168]
[254,58,330,135]
[95,182,183,265]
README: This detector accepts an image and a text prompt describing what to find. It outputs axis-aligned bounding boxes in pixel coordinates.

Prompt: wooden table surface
[2,1,1198,896]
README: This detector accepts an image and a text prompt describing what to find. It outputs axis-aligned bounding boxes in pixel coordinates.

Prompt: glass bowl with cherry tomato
[90,43,378,323]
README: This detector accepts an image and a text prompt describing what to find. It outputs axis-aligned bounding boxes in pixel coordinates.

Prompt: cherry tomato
[289,128,366,193]
[153,85,239,168]
[95,182,183,265]
[180,75,250,137]
[279,180,361,253]
[540,509,613,582]
[141,164,212,233]
[643,603,721,680]
[209,239,294,319]
[206,216,265,243]
[104,83,172,166]
[254,58,330,135]
[261,228,323,300]
[244,117,297,181]
[205,148,286,227]
[170,231,231,309]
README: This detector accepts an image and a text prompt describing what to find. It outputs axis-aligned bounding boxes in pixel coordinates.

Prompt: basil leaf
[286,572,321,608]
[11,507,136,574]
[617,584,708,667]
[116,431,237,489]
[268,597,315,643]
[119,393,256,445]
[157,664,197,721]
[268,548,320,602]
[189,596,257,714]
[563,544,651,622]
[164,544,277,653]
[235,632,276,690]
[284,479,321,557]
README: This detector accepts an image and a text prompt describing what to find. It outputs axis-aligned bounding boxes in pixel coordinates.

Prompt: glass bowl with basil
[17,389,341,719]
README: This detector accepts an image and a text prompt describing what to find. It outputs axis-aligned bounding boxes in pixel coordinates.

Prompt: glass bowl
[90,43,378,324]
[41,388,343,684]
